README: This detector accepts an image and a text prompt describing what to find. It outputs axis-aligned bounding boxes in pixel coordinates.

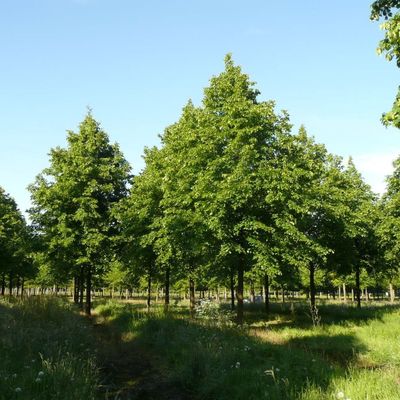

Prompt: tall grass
[0,296,98,400]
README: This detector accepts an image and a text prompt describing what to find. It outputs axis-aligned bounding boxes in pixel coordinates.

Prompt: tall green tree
[116,146,165,310]
[339,159,379,308]
[371,0,400,127]
[184,55,292,323]
[378,155,400,299]
[29,112,131,314]
[0,187,31,295]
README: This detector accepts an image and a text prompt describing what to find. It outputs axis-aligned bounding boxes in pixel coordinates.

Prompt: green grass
[2,296,399,399]
[94,299,400,400]
[0,296,98,400]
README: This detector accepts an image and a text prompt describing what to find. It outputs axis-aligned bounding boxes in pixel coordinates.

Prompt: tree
[339,159,379,308]
[378,155,400,301]
[371,0,400,127]
[0,187,31,296]
[183,55,292,323]
[29,112,131,314]
[116,146,164,311]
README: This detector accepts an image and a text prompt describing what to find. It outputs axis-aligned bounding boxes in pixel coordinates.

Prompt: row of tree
[1,52,400,323]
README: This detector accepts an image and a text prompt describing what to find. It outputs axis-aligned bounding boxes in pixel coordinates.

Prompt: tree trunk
[236,262,244,325]
[309,264,316,311]
[79,267,84,311]
[147,271,152,312]
[1,273,5,295]
[73,275,79,304]
[263,274,270,315]
[351,288,355,302]
[230,267,235,310]
[9,273,13,297]
[250,281,255,303]
[281,285,285,304]
[1,275,5,296]
[343,283,347,303]
[85,267,91,316]
[389,283,395,303]
[189,277,195,317]
[164,266,170,312]
[355,266,361,308]
[21,278,24,298]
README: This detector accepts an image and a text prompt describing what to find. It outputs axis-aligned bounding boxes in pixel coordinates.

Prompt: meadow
[2,296,399,399]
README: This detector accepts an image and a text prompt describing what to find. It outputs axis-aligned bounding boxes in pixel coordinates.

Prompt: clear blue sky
[0,0,399,215]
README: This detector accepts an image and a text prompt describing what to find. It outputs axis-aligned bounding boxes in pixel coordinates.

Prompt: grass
[94,299,400,400]
[2,296,400,399]
[0,296,98,400]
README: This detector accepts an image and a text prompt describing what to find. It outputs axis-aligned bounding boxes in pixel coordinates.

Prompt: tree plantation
[2,3,400,395]
[1,56,395,318]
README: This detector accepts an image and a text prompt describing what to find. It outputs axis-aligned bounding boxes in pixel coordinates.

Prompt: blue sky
[0,0,399,215]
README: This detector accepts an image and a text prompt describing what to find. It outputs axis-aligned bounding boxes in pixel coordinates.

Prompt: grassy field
[1,297,400,399]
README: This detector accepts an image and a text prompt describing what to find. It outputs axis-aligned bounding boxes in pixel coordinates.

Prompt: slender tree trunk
[21,278,24,298]
[237,262,244,325]
[85,267,91,316]
[389,283,395,304]
[365,287,369,301]
[351,288,355,302]
[355,266,361,309]
[79,267,84,311]
[263,274,270,315]
[309,263,316,311]
[9,273,13,297]
[73,275,79,304]
[281,285,285,304]
[230,267,235,310]
[189,277,195,317]
[147,270,152,311]
[338,285,341,301]
[250,280,255,303]
[164,266,170,312]
[1,273,6,295]
[343,283,347,303]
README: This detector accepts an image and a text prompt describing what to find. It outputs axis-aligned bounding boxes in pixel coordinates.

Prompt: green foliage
[378,155,400,279]
[0,187,32,283]
[371,0,400,127]
[28,112,131,295]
